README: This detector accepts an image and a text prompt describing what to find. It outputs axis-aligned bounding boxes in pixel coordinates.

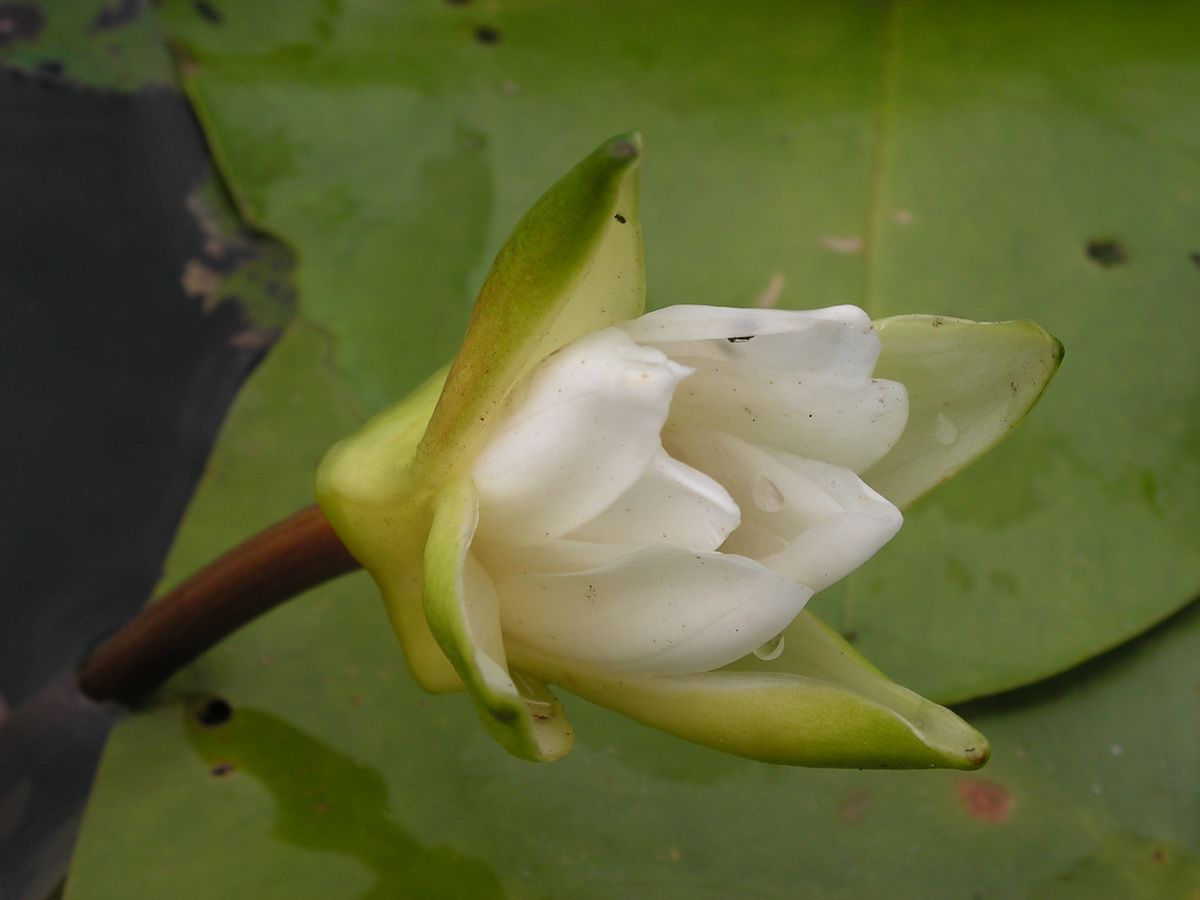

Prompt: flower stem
[77,505,360,705]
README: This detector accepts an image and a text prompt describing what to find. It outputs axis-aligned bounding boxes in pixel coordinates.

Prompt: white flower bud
[467,305,906,677]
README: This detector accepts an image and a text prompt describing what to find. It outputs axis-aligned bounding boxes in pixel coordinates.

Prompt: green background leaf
[0,0,174,90]
[66,0,1200,895]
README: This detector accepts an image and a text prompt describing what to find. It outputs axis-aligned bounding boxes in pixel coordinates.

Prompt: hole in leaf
[474,25,500,44]
[196,697,233,727]
[1086,239,1126,267]
[192,0,222,24]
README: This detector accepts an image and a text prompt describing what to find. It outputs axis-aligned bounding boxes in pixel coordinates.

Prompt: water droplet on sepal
[753,633,786,661]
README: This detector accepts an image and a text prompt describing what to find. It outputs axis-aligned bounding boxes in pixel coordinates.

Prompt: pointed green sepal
[317,135,648,696]
[866,315,1064,508]
[524,611,986,769]
[424,478,575,761]
[414,133,646,484]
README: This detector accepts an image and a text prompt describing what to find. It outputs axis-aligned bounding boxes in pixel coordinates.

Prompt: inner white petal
[495,546,812,675]
[462,553,518,696]
[666,355,909,473]
[473,536,633,579]
[472,328,690,546]
[667,426,903,592]
[621,304,880,377]
[566,449,741,551]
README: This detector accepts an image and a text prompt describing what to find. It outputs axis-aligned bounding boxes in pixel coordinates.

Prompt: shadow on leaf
[184,698,504,900]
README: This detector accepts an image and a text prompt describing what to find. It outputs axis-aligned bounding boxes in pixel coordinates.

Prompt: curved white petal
[666,355,908,473]
[566,449,741,551]
[495,546,812,675]
[667,427,902,591]
[620,304,880,377]
[474,535,633,577]
[473,328,690,545]
[461,553,516,696]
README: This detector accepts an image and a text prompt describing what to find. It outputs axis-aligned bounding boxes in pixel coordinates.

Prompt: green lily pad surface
[67,0,1200,895]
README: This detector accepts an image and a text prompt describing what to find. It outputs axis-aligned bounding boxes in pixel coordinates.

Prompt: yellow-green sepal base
[316,366,461,692]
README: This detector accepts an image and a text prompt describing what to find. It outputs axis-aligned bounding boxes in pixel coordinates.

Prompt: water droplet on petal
[753,633,786,661]
[934,411,958,446]
[753,477,785,512]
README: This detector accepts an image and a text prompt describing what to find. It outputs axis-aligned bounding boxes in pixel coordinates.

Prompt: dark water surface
[0,66,274,898]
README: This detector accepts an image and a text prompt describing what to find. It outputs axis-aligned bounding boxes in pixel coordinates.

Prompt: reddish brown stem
[78,504,360,705]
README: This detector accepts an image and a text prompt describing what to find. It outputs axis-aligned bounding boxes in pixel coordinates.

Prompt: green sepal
[424,478,574,762]
[867,315,1064,508]
[414,133,646,485]
[524,611,986,769]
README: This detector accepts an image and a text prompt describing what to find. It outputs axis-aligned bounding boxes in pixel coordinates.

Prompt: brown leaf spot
[181,259,222,306]
[0,4,43,48]
[229,327,276,351]
[839,787,872,824]
[956,778,1013,823]
[753,271,785,308]
[821,235,863,254]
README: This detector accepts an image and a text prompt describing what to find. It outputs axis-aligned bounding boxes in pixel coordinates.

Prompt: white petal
[495,546,812,675]
[473,328,690,545]
[667,427,902,591]
[474,536,632,577]
[666,355,908,473]
[621,304,880,377]
[566,449,741,551]
[461,553,517,695]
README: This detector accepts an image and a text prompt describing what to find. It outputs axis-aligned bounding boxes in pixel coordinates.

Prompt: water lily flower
[318,134,1061,768]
